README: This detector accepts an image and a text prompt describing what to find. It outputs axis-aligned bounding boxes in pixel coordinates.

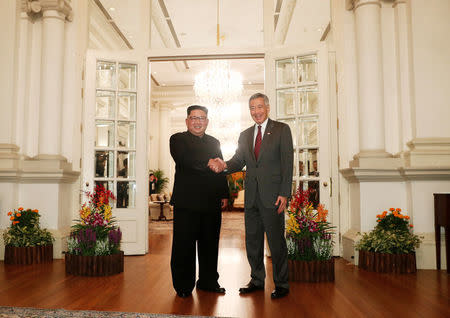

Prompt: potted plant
[226,171,245,210]
[149,169,169,194]
[3,208,54,265]
[286,188,335,282]
[356,208,422,273]
[65,184,123,276]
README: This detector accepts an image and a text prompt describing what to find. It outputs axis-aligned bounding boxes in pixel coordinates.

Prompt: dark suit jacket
[226,119,293,209]
[170,131,229,211]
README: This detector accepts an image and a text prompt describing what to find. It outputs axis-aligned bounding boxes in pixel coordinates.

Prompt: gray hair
[249,93,269,106]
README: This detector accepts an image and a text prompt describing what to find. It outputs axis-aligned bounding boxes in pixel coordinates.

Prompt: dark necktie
[254,125,262,160]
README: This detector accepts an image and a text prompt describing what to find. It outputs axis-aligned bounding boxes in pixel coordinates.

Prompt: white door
[83,50,149,255]
[266,44,340,255]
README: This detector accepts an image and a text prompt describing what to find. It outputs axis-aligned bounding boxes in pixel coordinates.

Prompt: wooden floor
[1,211,449,318]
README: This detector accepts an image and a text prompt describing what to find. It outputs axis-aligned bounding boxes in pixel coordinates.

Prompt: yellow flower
[104,205,112,221]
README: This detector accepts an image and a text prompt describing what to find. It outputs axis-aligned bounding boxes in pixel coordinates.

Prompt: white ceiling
[97,0,330,86]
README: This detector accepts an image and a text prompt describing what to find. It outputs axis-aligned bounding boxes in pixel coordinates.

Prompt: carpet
[0,307,223,318]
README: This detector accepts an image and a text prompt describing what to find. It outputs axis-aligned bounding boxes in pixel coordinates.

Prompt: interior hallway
[0,212,449,318]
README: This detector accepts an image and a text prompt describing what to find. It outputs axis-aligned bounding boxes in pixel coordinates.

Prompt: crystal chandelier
[193,0,243,160]
[194,60,243,105]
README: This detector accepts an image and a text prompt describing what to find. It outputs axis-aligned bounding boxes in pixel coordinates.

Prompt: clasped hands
[208,158,227,173]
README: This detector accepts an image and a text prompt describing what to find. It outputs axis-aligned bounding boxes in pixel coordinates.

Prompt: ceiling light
[109,7,115,11]
[194,60,243,105]
[248,81,252,85]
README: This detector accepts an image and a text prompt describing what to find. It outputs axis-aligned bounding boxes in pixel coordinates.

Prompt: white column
[393,0,415,151]
[38,4,70,157]
[352,0,389,158]
[62,0,87,167]
[14,12,32,151]
[159,104,172,178]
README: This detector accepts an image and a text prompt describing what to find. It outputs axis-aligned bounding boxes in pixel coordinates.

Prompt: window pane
[117,122,136,148]
[299,119,318,146]
[118,63,137,90]
[96,90,115,118]
[297,55,317,83]
[277,89,295,117]
[306,149,319,177]
[95,121,114,147]
[94,181,114,192]
[96,61,116,89]
[278,118,296,147]
[117,151,136,178]
[118,92,137,120]
[276,58,295,87]
[298,88,319,115]
[117,181,136,208]
[307,180,320,208]
[298,149,306,177]
[95,150,114,178]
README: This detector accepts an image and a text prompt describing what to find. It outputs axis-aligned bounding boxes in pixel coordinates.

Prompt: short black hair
[187,105,208,116]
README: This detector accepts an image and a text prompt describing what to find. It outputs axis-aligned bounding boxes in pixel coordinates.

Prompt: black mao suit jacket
[170,131,229,210]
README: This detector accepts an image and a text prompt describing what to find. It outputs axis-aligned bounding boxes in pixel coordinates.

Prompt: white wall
[410,0,450,139]
[0,0,19,144]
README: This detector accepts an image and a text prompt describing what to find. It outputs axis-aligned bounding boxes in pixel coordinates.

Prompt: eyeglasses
[188,116,207,122]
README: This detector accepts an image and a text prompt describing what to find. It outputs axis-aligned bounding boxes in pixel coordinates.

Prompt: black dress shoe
[196,284,226,293]
[239,282,264,294]
[271,287,289,299]
[176,291,191,298]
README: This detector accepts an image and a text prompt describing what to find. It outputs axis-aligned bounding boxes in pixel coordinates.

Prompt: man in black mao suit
[170,105,229,298]
[209,93,293,299]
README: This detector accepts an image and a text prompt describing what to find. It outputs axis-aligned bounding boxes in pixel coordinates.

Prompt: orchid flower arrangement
[67,184,122,256]
[286,188,335,261]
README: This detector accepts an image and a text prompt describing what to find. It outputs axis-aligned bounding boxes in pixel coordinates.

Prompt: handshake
[208,158,227,173]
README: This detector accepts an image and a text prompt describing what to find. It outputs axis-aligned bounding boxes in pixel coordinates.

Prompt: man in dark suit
[209,93,293,299]
[169,105,229,298]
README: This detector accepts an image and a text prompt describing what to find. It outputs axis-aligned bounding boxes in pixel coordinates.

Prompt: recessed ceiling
[97,0,330,86]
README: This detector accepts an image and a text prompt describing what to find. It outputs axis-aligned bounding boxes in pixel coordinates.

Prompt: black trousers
[170,206,222,294]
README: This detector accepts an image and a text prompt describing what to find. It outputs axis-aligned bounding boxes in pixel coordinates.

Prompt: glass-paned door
[268,46,339,255]
[276,54,321,208]
[94,61,137,208]
[84,51,148,255]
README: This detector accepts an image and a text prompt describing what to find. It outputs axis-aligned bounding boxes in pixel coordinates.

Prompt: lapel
[247,126,256,162]
[256,118,274,162]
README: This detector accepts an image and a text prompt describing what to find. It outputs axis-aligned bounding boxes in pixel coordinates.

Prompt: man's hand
[221,198,228,210]
[275,196,288,214]
[208,158,227,173]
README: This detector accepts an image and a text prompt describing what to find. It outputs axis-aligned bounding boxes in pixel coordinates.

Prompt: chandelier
[194,60,243,105]
[193,0,243,160]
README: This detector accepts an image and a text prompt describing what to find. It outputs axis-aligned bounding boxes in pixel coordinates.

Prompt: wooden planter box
[358,250,416,274]
[65,251,124,276]
[4,245,53,265]
[288,258,335,282]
